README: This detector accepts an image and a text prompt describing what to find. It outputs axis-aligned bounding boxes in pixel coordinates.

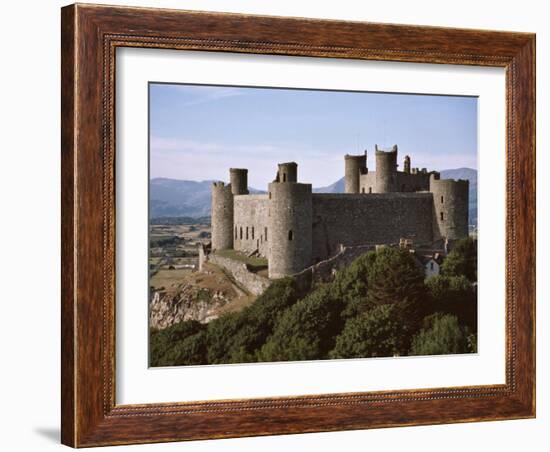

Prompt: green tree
[441,237,477,281]
[208,277,300,363]
[427,274,477,331]
[205,312,244,364]
[258,285,344,362]
[149,320,206,366]
[410,313,473,356]
[330,304,409,359]
[158,330,208,366]
[332,251,377,319]
[366,247,430,328]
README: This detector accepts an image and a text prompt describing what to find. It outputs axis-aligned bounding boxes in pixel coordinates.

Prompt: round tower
[267,182,312,278]
[344,152,367,194]
[375,144,398,193]
[429,173,469,240]
[277,162,298,183]
[403,155,411,174]
[229,168,249,195]
[211,182,234,251]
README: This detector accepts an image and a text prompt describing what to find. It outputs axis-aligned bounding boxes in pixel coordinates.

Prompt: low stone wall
[208,254,272,296]
[293,244,375,292]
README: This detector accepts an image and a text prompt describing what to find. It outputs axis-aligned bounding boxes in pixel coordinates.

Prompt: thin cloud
[150,136,333,159]
[150,136,282,155]
[154,85,246,107]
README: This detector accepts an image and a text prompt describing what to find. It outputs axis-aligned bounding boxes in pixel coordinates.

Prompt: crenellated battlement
[210,146,470,278]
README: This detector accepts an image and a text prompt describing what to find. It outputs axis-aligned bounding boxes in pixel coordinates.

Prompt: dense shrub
[442,237,477,281]
[157,330,208,366]
[330,304,408,359]
[259,285,344,362]
[150,278,300,366]
[427,274,477,331]
[149,320,206,366]
[409,313,473,356]
[209,277,300,363]
[205,312,245,364]
[150,247,478,366]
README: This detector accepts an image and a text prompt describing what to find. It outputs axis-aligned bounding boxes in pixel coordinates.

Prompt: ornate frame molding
[61,4,535,447]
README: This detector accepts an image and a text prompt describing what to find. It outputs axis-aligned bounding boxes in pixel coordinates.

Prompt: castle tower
[404,155,411,174]
[229,168,249,195]
[375,144,398,193]
[429,173,469,240]
[211,182,234,251]
[344,152,367,194]
[277,162,298,183]
[268,164,312,278]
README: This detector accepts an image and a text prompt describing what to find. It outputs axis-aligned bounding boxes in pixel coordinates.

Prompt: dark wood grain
[60,4,76,446]
[61,3,536,447]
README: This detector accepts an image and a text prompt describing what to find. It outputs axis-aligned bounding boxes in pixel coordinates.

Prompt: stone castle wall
[231,191,436,267]
[233,194,270,257]
[374,148,398,192]
[229,168,249,195]
[344,154,367,193]
[211,182,234,251]
[268,182,313,279]
[311,193,434,262]
[211,148,469,279]
[430,174,469,240]
[208,253,272,296]
[360,171,431,194]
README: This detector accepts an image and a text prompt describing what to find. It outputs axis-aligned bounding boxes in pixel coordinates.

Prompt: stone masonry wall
[208,253,272,296]
[211,182,234,250]
[311,193,434,262]
[360,172,431,194]
[268,182,313,279]
[233,194,270,257]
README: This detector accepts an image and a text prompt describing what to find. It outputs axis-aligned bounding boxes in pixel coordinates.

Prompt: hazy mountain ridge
[313,177,345,193]
[150,178,264,218]
[150,168,477,225]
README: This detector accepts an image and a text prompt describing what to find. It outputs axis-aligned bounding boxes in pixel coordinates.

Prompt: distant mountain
[150,178,264,218]
[151,168,477,225]
[313,177,345,193]
[150,179,213,218]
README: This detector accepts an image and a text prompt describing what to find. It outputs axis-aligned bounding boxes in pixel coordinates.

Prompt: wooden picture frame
[61,3,535,447]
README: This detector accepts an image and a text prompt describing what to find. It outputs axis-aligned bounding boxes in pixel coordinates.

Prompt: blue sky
[149,83,477,189]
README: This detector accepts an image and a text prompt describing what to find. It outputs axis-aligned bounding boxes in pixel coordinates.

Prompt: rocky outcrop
[149,285,231,329]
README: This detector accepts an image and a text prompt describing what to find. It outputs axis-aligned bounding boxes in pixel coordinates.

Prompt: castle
[211,145,469,279]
